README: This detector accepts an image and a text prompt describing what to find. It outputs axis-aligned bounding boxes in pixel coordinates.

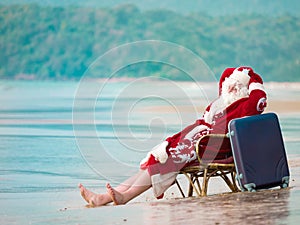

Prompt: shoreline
[1,159,299,225]
[139,99,300,115]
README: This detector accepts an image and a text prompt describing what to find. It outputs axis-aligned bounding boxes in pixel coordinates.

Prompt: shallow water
[0,80,300,224]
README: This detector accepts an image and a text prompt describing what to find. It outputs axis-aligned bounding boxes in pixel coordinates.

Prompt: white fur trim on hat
[249,82,265,94]
[229,68,251,86]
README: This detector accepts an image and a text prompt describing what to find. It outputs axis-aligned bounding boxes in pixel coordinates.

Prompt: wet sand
[1,163,299,225]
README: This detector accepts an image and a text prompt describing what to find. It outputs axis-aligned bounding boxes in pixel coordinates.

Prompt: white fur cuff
[150,141,169,164]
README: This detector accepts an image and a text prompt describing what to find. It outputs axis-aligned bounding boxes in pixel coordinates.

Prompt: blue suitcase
[228,113,290,192]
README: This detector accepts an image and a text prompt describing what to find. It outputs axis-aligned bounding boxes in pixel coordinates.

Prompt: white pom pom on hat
[229,67,251,86]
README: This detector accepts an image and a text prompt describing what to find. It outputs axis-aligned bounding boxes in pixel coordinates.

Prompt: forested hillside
[2,0,300,16]
[1,4,299,81]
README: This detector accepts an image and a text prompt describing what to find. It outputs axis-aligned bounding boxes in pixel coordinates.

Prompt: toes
[88,199,95,207]
[106,183,120,205]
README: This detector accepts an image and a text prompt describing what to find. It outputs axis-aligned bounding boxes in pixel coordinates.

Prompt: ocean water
[0,79,212,193]
[1,80,300,225]
[0,80,299,194]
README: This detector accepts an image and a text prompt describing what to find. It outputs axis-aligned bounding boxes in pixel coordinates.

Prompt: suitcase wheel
[280,176,290,189]
[244,183,256,192]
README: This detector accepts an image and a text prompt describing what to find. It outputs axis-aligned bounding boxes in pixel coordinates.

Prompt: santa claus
[79,66,267,206]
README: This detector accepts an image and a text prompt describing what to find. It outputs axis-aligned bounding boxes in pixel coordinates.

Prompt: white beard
[221,77,249,105]
[203,78,249,125]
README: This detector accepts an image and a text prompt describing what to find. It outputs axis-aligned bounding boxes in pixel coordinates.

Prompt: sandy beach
[1,163,299,225]
[1,81,300,225]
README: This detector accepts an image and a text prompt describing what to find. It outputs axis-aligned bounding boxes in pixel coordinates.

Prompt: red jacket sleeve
[245,71,267,115]
[165,119,211,147]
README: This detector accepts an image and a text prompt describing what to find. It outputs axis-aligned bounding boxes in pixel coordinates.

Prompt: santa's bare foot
[78,183,111,207]
[106,183,125,205]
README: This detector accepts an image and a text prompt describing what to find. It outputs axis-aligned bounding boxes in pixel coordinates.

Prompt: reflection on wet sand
[144,188,290,225]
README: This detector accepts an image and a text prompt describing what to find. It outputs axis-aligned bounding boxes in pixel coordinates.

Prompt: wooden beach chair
[175,134,239,197]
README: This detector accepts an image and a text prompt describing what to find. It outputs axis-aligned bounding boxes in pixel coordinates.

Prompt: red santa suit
[140,66,267,198]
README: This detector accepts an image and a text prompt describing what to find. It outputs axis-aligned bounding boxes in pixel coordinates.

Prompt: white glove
[140,141,169,165]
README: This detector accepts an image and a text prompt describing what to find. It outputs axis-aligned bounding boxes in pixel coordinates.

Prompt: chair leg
[175,179,186,198]
[201,168,209,196]
[188,175,203,197]
[231,171,239,192]
[220,173,235,192]
[195,176,202,196]
[178,167,238,198]
[219,171,239,193]
[182,172,201,197]
[187,176,194,197]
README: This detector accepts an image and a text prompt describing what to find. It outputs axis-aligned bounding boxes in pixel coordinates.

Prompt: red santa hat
[218,66,253,95]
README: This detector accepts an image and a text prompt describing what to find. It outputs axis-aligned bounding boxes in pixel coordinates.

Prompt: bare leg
[114,170,144,193]
[79,170,151,206]
[107,169,152,205]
